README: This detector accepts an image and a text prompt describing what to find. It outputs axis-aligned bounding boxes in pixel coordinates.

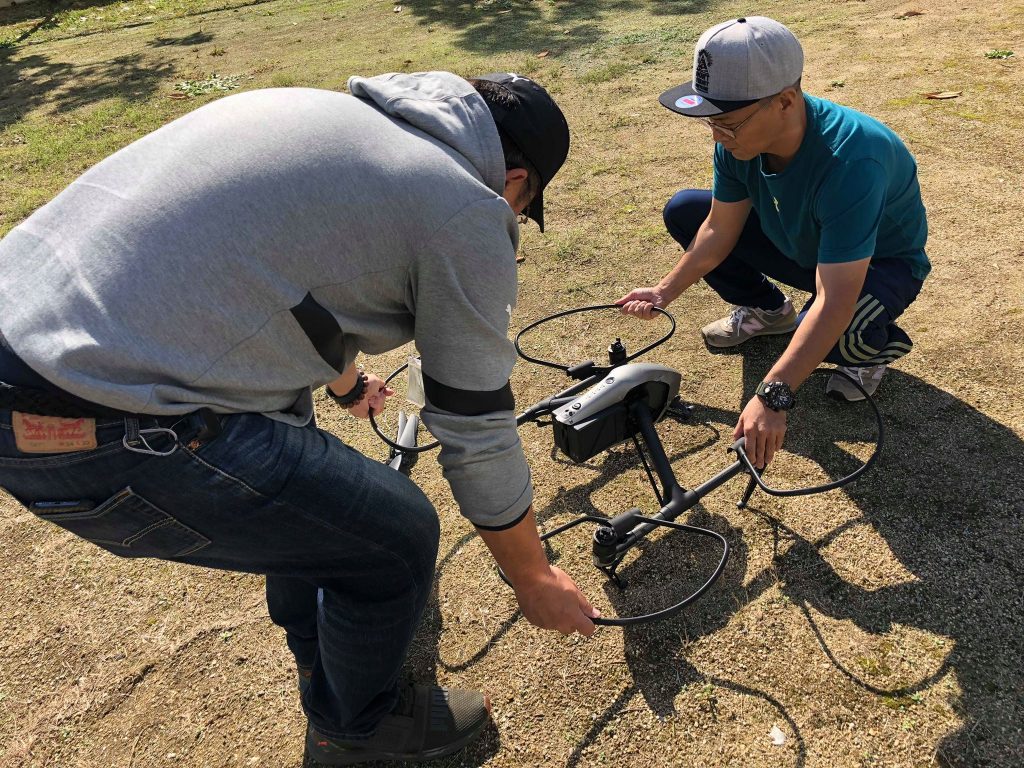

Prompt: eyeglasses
[700,95,777,140]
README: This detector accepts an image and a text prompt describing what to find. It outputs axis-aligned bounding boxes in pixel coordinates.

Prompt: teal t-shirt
[713,95,930,280]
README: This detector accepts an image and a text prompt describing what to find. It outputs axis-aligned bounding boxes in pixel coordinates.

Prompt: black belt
[0,332,131,418]
[0,384,131,419]
[0,331,222,443]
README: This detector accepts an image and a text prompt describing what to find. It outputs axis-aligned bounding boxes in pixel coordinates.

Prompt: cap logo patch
[694,49,712,93]
[674,94,705,109]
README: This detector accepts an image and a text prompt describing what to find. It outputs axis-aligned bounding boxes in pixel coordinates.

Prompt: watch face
[760,381,794,411]
[774,388,794,409]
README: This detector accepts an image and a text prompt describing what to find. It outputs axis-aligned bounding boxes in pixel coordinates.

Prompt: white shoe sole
[701,323,798,349]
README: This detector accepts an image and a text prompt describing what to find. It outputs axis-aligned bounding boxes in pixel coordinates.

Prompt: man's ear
[504,168,529,185]
[778,86,802,113]
[502,167,533,213]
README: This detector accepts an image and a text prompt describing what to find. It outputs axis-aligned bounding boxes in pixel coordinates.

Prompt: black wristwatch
[755,380,796,412]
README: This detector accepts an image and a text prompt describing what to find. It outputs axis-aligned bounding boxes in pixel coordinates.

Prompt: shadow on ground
[763,374,1023,766]
[411,342,1023,767]
[402,0,710,56]
[0,1,177,129]
[0,46,174,128]
[0,0,243,129]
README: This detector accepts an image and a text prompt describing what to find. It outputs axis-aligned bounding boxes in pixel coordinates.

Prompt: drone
[371,304,883,626]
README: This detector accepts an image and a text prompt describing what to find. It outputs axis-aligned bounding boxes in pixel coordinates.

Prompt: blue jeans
[664,189,925,366]
[0,409,440,740]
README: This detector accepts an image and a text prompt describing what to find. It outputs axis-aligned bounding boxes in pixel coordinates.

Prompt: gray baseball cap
[659,16,804,117]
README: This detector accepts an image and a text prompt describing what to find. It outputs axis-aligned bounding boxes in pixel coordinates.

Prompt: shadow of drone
[734,344,1024,767]
[555,358,1022,766]
[563,505,809,768]
[398,334,1022,767]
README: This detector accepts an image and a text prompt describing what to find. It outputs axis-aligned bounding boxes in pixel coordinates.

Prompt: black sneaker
[302,683,491,766]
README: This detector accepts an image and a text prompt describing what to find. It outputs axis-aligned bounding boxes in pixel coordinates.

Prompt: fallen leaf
[922,90,962,99]
[770,725,787,746]
[536,50,550,58]
[893,9,924,19]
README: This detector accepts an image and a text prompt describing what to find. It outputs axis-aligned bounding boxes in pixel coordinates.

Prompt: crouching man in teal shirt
[619,16,929,468]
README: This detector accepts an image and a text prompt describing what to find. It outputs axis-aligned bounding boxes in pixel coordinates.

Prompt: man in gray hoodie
[0,71,595,765]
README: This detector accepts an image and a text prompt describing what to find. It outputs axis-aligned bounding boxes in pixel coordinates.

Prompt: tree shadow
[2,52,175,125]
[401,0,709,57]
[0,1,66,45]
[0,44,175,129]
[0,0,228,130]
[148,30,214,47]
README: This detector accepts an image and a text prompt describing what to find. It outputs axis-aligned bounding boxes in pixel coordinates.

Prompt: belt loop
[195,408,222,442]
[123,416,178,457]
[124,417,141,447]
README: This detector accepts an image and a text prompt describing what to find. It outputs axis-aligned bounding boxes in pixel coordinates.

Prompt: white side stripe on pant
[838,294,912,365]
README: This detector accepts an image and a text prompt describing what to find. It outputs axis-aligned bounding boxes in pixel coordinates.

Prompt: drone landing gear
[519,400,737,626]
[377,304,883,627]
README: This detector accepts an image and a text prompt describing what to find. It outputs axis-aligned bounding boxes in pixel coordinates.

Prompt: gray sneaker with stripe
[701,298,798,348]
[826,364,887,402]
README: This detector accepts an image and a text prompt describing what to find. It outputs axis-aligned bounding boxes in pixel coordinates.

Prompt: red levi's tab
[12,412,98,453]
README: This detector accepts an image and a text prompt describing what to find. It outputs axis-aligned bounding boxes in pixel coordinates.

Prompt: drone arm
[614,455,747,554]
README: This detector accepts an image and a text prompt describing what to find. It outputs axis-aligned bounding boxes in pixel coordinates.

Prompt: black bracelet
[328,372,368,409]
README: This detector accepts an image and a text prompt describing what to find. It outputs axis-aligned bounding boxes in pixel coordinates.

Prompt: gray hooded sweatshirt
[0,72,533,528]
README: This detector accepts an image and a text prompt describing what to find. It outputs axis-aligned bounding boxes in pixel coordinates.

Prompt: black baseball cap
[474,72,570,231]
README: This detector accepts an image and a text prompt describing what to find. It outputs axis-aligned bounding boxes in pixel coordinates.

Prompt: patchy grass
[1,0,1023,767]
[173,71,242,95]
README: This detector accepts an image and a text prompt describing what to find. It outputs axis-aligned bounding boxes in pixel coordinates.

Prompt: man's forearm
[475,506,599,635]
[327,362,360,396]
[475,506,550,587]
[765,299,852,388]
[657,221,734,302]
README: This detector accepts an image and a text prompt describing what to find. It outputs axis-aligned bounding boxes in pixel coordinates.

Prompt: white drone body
[554,363,682,426]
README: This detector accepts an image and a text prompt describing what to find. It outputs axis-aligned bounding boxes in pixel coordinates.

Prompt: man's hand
[475,508,600,637]
[512,564,601,637]
[734,395,787,468]
[616,286,668,320]
[348,374,394,420]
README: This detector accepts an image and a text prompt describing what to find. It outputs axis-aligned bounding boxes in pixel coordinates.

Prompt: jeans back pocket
[32,487,211,559]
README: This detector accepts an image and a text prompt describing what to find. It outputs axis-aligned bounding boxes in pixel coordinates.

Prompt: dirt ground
[1,0,1022,766]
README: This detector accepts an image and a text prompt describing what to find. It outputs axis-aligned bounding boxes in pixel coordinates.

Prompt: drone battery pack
[553,403,631,463]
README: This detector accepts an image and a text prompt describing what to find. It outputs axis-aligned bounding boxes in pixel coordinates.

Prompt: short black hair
[469,78,542,199]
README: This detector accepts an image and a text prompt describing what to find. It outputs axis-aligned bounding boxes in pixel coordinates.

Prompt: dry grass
[1,0,1022,766]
